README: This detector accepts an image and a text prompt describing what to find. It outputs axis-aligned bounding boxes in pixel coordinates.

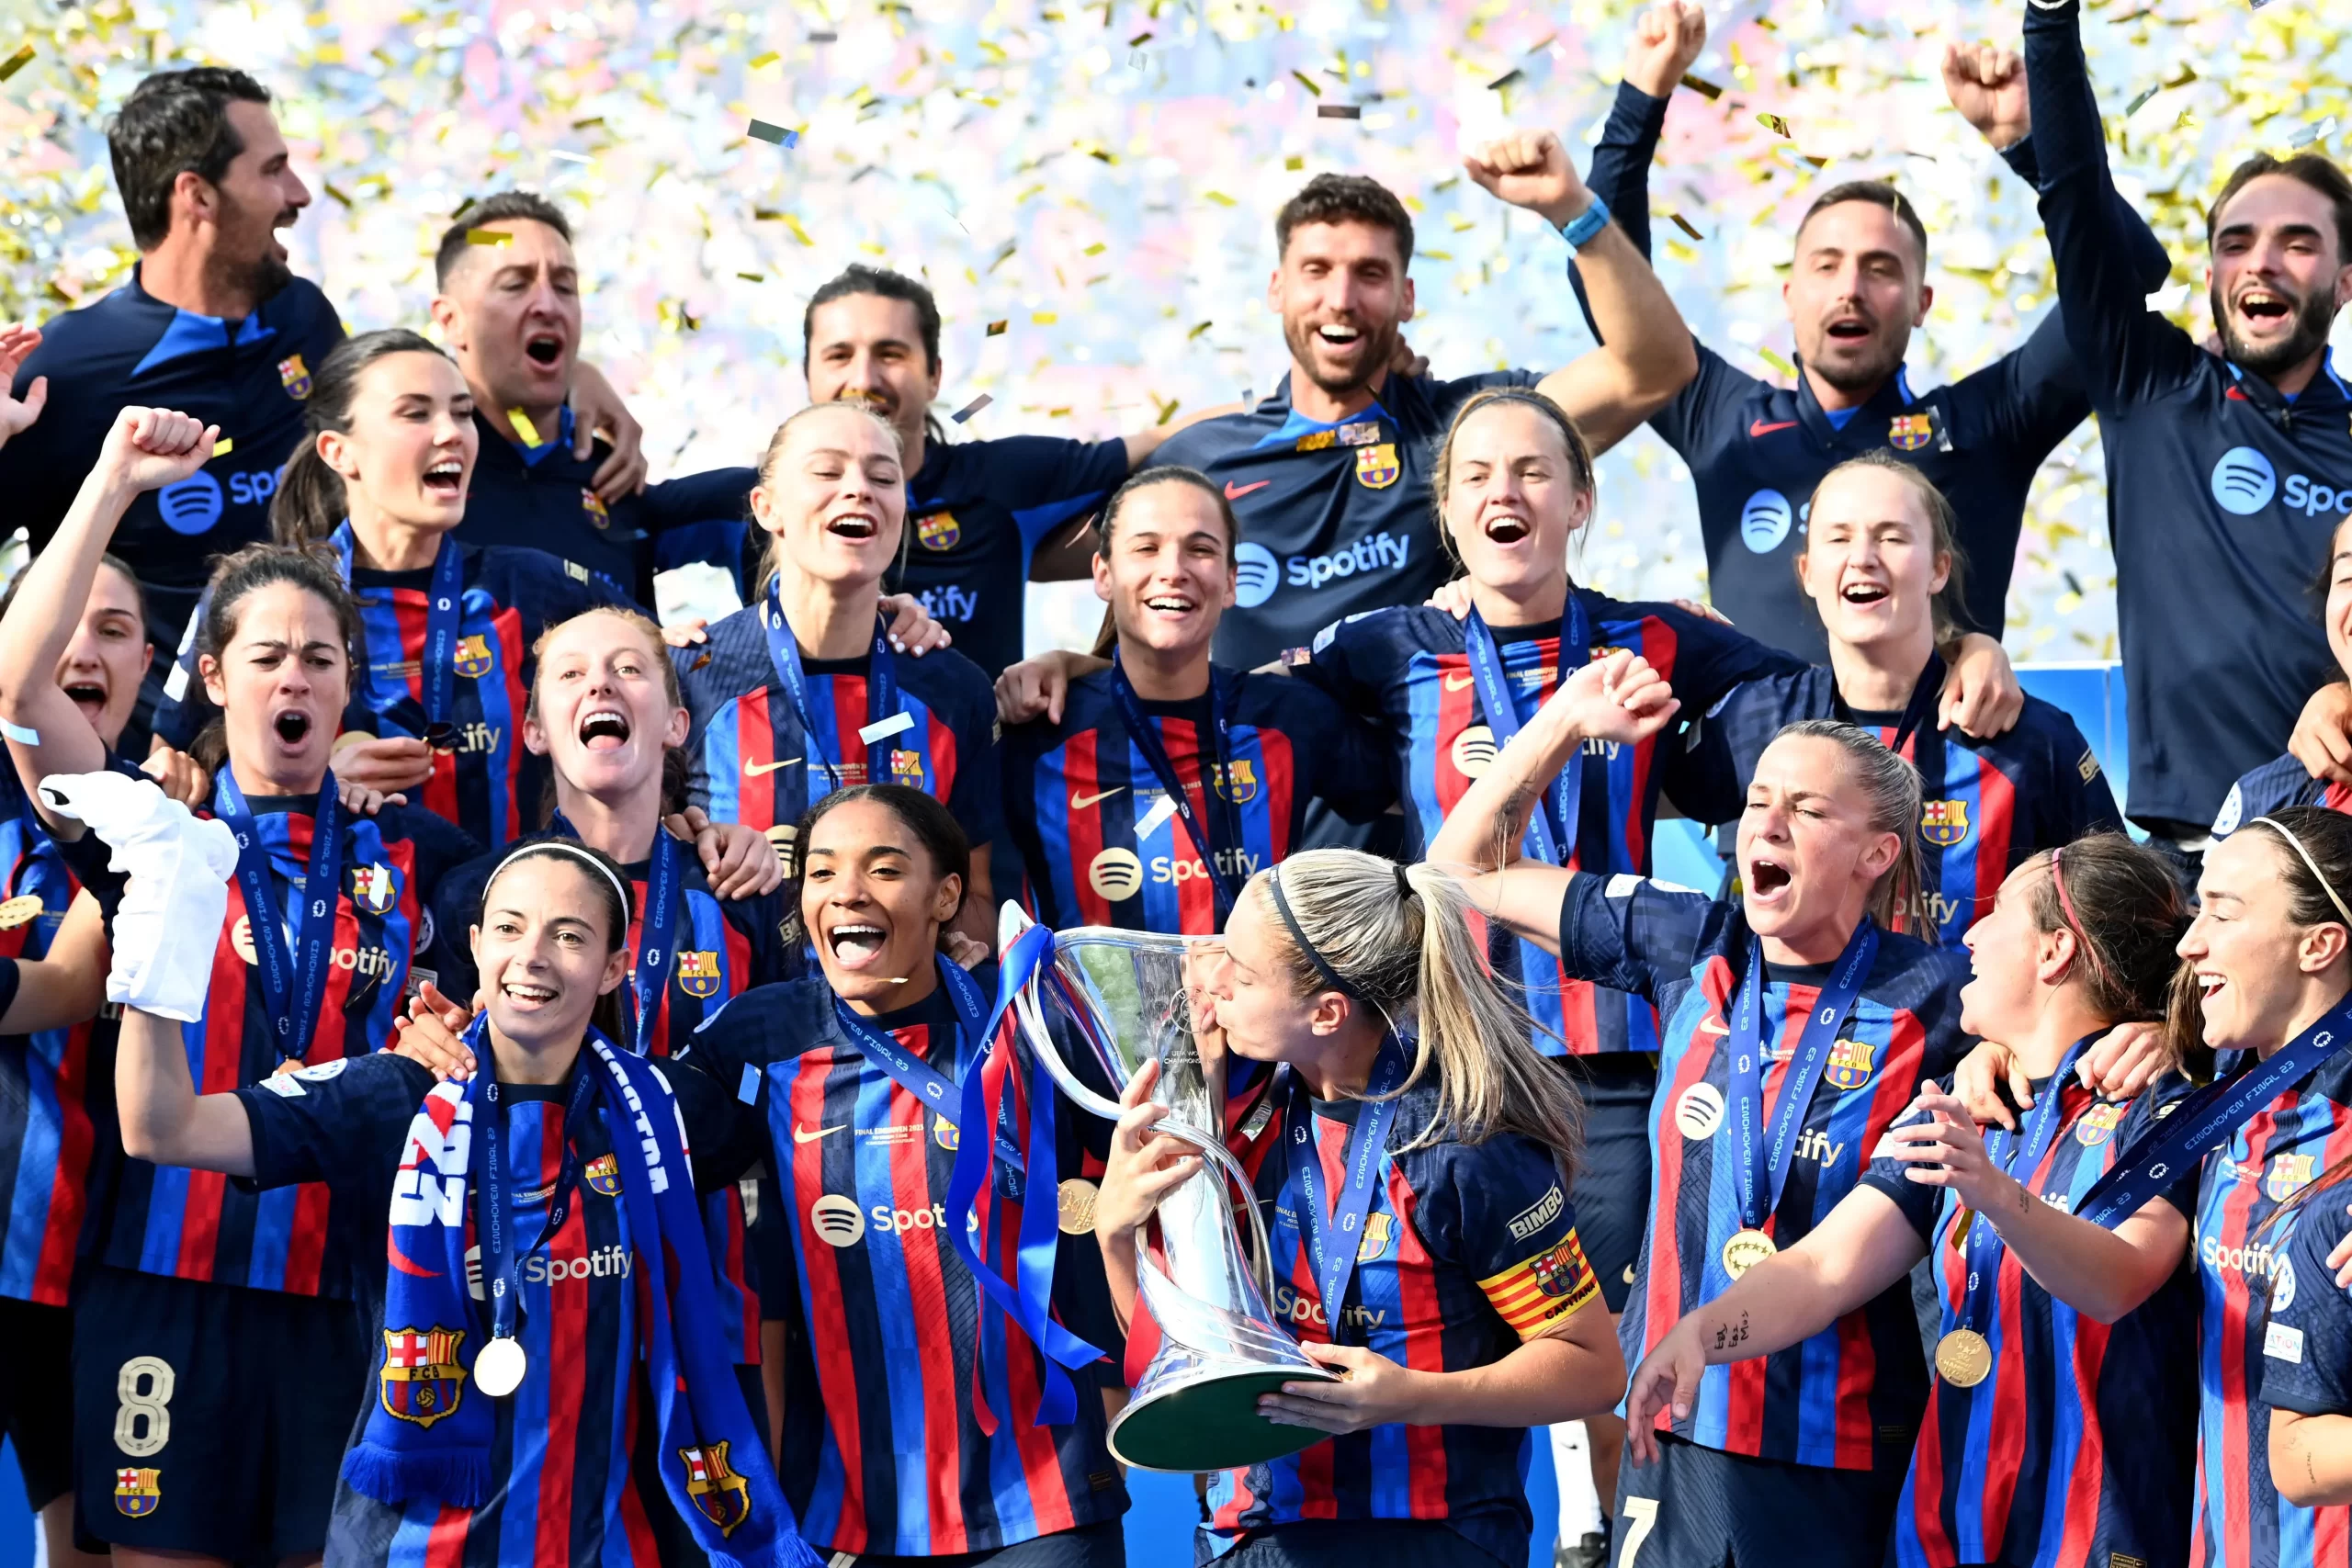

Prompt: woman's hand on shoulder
[669,807,785,899]
[1939,633,2023,739]
[386,981,481,1082]
[2074,1020,2168,1101]
[878,593,952,657]
[333,735,434,795]
[1949,1039,2030,1131]
[995,649,1105,727]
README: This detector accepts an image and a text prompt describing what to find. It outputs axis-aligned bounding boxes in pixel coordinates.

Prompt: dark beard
[1803,330,1905,398]
[2214,279,2340,378]
[1283,313,1399,399]
[202,244,292,313]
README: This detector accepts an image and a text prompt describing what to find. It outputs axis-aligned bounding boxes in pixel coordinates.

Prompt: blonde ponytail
[1251,849,1584,1174]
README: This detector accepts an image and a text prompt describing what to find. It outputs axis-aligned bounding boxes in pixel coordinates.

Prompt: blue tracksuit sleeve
[1568,81,1668,340]
[2023,0,2203,415]
[1997,135,2173,296]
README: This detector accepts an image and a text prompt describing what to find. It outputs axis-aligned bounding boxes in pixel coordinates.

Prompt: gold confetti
[748,51,779,68]
[508,408,542,446]
[1188,321,1213,340]
[0,44,33,83]
[211,437,234,457]
[1317,105,1362,119]
[1083,242,1105,255]
[467,228,512,246]
[1668,212,1704,242]
[1758,112,1792,139]
[736,271,764,281]
[778,213,815,246]
[1153,395,1181,423]
[1291,69,1323,97]
[1679,72,1724,100]
[324,184,356,209]
[986,320,1008,335]
[1203,191,1237,207]
[1126,30,1152,46]
[1757,346,1795,378]
[1032,310,1058,324]
[1802,154,1830,169]
[1284,154,1305,171]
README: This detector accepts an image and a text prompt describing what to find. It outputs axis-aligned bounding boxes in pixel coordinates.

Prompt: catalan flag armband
[1476,1231,1599,1338]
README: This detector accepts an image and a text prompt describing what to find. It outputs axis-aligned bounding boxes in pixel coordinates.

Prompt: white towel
[40,773,239,1022]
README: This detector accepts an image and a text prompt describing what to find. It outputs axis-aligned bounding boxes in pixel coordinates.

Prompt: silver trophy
[1000,905,1337,1472]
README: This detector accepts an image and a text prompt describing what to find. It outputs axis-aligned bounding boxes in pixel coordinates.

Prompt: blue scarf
[342,1022,817,1568]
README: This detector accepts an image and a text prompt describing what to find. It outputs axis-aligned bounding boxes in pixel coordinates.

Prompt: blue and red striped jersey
[2259,1175,2352,1557]
[2211,752,2352,840]
[674,976,1127,1558]
[889,434,1132,679]
[1557,873,1970,1468]
[0,758,120,1304]
[435,836,794,1360]
[1861,1074,2200,1568]
[2185,1051,2352,1568]
[64,794,474,1298]
[1000,666,1392,933]
[1679,666,2123,943]
[680,607,1002,862]
[1295,597,1801,1054]
[1207,1076,1600,1568]
[239,1053,665,1568]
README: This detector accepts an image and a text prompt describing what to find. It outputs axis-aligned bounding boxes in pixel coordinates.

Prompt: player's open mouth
[2198,971,2227,1000]
[1143,593,1197,616]
[423,459,464,498]
[1748,857,1792,897]
[62,682,107,713]
[827,513,880,539]
[578,706,631,750]
[1841,581,1889,605]
[526,333,565,366]
[2235,289,2291,325]
[272,708,313,745]
[501,978,559,1010]
[1483,514,1532,545]
[829,922,888,967]
[1826,316,1871,341]
[1316,323,1363,346]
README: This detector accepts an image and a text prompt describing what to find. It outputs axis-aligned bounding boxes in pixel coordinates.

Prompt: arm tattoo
[1711,1311,1750,1352]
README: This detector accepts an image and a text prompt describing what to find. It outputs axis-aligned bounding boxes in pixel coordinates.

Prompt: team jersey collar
[1249,371,1396,452]
[1793,355,1918,448]
[2224,349,2350,415]
[507,403,576,466]
[125,264,284,378]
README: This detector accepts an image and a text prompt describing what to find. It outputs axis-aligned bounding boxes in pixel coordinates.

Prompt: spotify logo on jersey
[158,472,224,536]
[1676,1082,1726,1140]
[2211,446,2278,515]
[1233,542,1280,609]
[1739,489,1793,553]
[808,1193,866,1247]
[1451,725,1498,779]
[1089,848,1144,901]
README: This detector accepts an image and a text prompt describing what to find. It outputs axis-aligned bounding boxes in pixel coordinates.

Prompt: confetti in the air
[2125,83,2164,116]
[747,119,799,148]
[211,437,233,457]
[1758,113,1792,139]
[951,395,993,423]
[1758,347,1796,378]
[1679,73,1725,100]
[467,228,512,246]
[548,150,591,164]
[985,321,1007,336]
[1317,105,1363,119]
[748,51,779,69]
[1668,213,1705,242]
[0,44,32,82]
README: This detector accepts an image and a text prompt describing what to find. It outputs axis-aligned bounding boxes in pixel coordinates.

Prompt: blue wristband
[1557,195,1611,252]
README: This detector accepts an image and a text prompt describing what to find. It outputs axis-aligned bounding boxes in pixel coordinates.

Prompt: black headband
[1267,863,1417,1001]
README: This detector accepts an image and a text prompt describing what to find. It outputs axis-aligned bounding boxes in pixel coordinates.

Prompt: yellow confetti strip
[985,320,1008,335]
[1679,72,1724,100]
[211,437,234,457]
[467,228,512,246]
[748,51,779,68]
[1668,212,1704,242]
[1284,154,1305,171]
[1032,310,1058,324]
[507,408,542,446]
[0,44,33,83]
[1188,321,1213,340]
[1758,113,1792,139]
[1757,347,1795,378]
[778,213,814,246]
[1290,69,1322,97]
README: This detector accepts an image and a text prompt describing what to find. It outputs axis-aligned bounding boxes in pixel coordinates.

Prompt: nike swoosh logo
[1748,419,1798,437]
[1224,479,1272,501]
[1071,787,1125,809]
[746,757,802,776]
[1443,671,1476,692]
[793,1122,846,1144]
[1699,1018,1730,1036]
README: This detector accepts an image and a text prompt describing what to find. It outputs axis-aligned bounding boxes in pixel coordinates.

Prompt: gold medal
[1934,1327,1993,1388]
[0,895,43,931]
[1057,1178,1099,1236]
[1721,1227,1777,1279]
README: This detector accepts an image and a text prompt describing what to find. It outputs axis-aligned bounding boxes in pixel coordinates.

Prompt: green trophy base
[1107,1365,1343,1473]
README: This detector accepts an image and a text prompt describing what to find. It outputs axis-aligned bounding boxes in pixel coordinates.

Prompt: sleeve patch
[1476,1231,1600,1337]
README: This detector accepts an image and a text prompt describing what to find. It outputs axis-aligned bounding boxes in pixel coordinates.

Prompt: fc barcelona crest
[454,634,495,679]
[675,949,723,999]
[1216,759,1259,805]
[584,1152,623,1196]
[1355,1210,1395,1262]
[114,1467,161,1517]
[2268,1153,2317,1202]
[379,1326,468,1428]
[1822,1034,1877,1091]
[1888,413,1935,452]
[917,511,962,551]
[277,354,312,400]
[1354,443,1401,490]
[680,1441,753,1536]
[348,863,399,916]
[890,748,926,785]
[1920,799,1972,848]
[2075,1101,2126,1148]
[582,489,610,529]
[1531,1236,1589,1299]
[934,1114,959,1151]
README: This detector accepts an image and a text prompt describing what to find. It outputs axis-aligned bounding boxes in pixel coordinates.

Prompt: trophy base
[1107,1364,1342,1473]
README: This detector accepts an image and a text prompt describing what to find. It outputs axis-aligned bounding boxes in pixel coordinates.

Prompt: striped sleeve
[1476,1231,1600,1337]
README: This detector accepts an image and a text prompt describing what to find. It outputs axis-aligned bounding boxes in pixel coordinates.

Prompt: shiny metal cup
[1000,904,1336,1472]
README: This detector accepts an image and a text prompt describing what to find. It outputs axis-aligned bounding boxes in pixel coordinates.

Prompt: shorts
[1558,1054,1659,1314]
[828,1516,1125,1566]
[1611,1433,1905,1568]
[0,1295,75,1510]
[1202,1519,1508,1568]
[73,1264,369,1559]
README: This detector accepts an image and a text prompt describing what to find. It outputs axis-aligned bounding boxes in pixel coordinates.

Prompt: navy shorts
[0,1295,75,1510]
[1202,1519,1507,1567]
[1558,1054,1658,1314]
[73,1264,369,1558]
[837,1516,1125,1566]
[1611,1433,1905,1568]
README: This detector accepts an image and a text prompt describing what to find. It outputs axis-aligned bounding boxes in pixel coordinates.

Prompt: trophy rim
[1104,1364,1342,1473]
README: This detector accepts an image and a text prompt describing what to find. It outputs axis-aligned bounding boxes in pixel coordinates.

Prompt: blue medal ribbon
[331,524,466,745]
[1284,1036,1410,1344]
[1107,651,1240,917]
[1724,920,1879,1234]
[2074,992,2352,1228]
[1838,651,1944,761]
[549,812,684,1059]
[761,584,899,811]
[1952,1035,2095,1337]
[468,1018,601,1352]
[1464,598,1589,866]
[214,761,345,1064]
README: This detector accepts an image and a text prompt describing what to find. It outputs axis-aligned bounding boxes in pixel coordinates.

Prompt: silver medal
[474,1335,527,1397]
